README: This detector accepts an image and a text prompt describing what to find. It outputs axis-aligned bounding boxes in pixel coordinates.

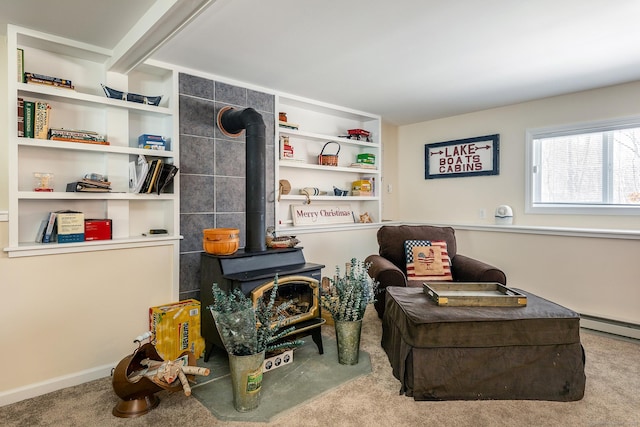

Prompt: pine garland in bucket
[321,258,379,321]
[208,275,303,356]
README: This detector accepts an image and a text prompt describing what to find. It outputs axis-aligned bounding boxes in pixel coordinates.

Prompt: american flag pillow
[404,240,453,281]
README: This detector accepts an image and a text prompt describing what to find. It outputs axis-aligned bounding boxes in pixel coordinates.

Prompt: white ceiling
[3,0,640,125]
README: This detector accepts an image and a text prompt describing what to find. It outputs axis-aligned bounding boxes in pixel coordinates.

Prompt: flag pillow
[404,240,453,281]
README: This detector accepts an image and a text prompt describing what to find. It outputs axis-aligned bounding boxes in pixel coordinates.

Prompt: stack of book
[18,98,50,139]
[36,210,84,244]
[48,128,109,145]
[278,120,299,130]
[24,72,75,90]
[66,177,112,193]
[349,163,377,169]
[130,155,178,194]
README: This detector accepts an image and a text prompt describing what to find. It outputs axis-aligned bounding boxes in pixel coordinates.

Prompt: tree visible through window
[528,120,640,214]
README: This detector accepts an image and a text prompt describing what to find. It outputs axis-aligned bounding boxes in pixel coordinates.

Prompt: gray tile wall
[178,73,275,301]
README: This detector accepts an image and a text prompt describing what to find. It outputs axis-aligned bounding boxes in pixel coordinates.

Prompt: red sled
[348,128,371,137]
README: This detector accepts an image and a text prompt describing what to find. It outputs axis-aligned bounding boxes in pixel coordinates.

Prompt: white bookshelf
[4,25,180,257]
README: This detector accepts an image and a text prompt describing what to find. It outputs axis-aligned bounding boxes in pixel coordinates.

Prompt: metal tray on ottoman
[382,286,586,401]
[423,282,527,307]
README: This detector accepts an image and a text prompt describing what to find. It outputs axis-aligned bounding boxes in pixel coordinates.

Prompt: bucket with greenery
[208,276,302,412]
[321,258,379,365]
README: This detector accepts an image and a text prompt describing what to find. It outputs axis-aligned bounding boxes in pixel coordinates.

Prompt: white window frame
[525,115,640,216]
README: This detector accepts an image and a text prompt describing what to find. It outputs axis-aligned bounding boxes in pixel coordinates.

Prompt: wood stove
[199,247,324,361]
[198,107,325,361]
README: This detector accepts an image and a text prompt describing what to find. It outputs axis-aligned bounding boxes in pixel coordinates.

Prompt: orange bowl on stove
[203,228,239,255]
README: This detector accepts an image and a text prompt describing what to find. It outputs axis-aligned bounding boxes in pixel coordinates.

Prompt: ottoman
[382,286,586,401]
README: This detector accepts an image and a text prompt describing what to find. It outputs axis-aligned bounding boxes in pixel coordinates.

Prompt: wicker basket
[203,228,239,255]
[318,141,340,166]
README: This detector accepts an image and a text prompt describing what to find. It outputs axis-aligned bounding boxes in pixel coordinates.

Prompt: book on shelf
[349,163,377,169]
[278,120,299,130]
[131,155,149,193]
[66,178,112,193]
[48,128,106,142]
[24,100,35,138]
[34,219,47,243]
[66,183,110,192]
[49,136,110,145]
[156,163,179,195]
[17,49,24,83]
[56,210,84,243]
[143,158,163,194]
[24,72,74,90]
[17,97,24,137]
[42,212,57,243]
[139,158,157,193]
[34,101,51,139]
[48,128,110,145]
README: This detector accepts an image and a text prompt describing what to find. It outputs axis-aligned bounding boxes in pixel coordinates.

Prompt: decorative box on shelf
[356,153,376,164]
[138,134,168,150]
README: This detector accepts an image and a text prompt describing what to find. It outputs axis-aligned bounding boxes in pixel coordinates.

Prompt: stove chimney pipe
[217,106,266,252]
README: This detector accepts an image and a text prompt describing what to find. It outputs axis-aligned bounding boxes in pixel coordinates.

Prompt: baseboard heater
[580,314,640,340]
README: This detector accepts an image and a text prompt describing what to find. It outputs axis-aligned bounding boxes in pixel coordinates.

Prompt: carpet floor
[0,305,639,426]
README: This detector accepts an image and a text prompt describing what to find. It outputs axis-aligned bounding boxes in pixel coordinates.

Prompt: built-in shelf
[5,24,179,257]
[275,94,382,233]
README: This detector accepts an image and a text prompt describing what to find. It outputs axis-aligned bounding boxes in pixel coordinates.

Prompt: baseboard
[0,363,115,407]
[580,314,640,340]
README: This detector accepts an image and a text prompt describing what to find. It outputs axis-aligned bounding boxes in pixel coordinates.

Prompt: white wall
[397,81,640,326]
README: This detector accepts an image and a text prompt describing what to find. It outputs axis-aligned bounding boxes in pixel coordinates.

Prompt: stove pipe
[217,106,266,252]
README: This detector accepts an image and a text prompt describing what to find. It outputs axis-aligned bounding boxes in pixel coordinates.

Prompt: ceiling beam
[106,0,215,74]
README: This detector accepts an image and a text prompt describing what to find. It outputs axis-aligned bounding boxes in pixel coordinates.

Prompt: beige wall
[398,81,640,229]
[453,229,639,325]
[380,121,399,221]
[396,81,640,325]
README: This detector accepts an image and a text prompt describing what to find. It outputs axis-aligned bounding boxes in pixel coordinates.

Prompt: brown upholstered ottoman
[382,286,586,401]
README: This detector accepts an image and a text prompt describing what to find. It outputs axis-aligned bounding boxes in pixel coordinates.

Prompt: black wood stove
[199,107,326,362]
[199,247,324,361]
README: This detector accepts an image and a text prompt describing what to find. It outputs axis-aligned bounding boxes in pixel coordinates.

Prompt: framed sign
[290,205,355,226]
[425,134,499,179]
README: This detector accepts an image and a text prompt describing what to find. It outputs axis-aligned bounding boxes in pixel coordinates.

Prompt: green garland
[321,258,380,321]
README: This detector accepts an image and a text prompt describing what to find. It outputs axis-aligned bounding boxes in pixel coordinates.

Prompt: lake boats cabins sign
[425,134,499,179]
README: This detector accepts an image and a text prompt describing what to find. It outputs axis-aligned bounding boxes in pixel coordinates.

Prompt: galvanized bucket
[334,319,363,365]
[228,350,265,412]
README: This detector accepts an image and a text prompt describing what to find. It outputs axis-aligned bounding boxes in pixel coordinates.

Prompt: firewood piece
[177,369,191,396]
[182,366,210,376]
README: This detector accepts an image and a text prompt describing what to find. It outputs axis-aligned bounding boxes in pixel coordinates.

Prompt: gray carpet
[1,306,639,426]
[192,336,371,422]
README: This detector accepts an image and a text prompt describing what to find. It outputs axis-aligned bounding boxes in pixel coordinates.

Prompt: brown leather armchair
[366,225,507,318]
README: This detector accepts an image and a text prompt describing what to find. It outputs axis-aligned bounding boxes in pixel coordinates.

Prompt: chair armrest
[365,254,407,288]
[451,254,507,285]
[365,254,408,319]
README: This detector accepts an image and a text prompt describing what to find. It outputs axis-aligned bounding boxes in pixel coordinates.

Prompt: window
[526,117,640,215]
